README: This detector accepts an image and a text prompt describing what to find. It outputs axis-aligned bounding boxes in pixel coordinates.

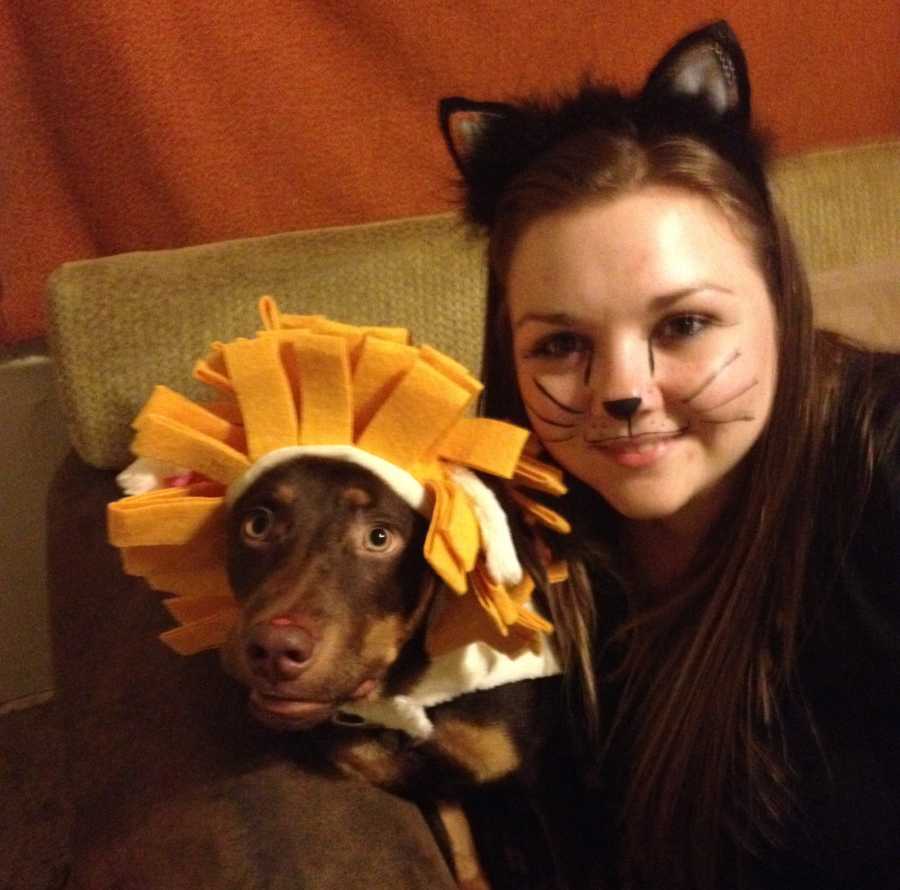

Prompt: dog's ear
[438,97,515,182]
[642,21,750,126]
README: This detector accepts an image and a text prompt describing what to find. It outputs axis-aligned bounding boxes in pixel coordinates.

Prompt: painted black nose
[603,397,642,420]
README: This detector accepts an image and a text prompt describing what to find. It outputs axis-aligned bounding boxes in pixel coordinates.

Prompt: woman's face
[507,186,778,529]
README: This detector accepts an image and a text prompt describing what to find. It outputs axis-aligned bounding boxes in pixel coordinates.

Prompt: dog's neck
[334,583,561,741]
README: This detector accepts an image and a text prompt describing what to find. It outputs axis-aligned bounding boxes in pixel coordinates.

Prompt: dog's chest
[320,676,561,794]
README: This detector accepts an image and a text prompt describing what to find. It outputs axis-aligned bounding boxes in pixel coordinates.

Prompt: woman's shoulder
[822,336,900,432]
[810,341,899,694]
[818,340,899,507]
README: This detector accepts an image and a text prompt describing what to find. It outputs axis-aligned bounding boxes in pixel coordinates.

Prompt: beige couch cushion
[48,216,488,468]
[48,142,898,469]
[772,141,900,352]
[809,260,899,351]
[772,142,899,272]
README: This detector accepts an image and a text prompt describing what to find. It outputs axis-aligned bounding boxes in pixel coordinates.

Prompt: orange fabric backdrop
[2,1,898,343]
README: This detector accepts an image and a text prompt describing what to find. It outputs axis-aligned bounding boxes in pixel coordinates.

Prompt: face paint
[681,349,759,424]
[507,187,778,531]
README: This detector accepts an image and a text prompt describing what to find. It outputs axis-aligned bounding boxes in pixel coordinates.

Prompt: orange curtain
[3,0,898,343]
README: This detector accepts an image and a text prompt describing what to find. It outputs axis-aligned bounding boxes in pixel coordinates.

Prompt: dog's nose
[246,621,316,682]
[602,396,642,420]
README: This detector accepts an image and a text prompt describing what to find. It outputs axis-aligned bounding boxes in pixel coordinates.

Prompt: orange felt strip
[423,481,467,594]
[272,312,327,331]
[350,336,420,438]
[307,317,410,347]
[258,295,286,331]
[144,565,232,599]
[193,344,234,394]
[506,572,536,607]
[516,608,554,635]
[509,490,572,534]
[163,595,239,624]
[440,481,481,575]
[222,336,298,460]
[204,399,244,426]
[255,330,310,421]
[131,413,250,484]
[107,494,225,547]
[426,586,516,658]
[546,561,570,584]
[418,345,483,401]
[293,332,353,444]
[133,385,246,451]
[469,568,508,636]
[356,359,474,469]
[512,454,567,495]
[436,417,530,478]
[159,608,240,655]
[120,525,225,575]
[471,563,524,628]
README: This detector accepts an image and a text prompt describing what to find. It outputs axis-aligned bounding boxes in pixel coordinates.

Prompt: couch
[45,140,898,889]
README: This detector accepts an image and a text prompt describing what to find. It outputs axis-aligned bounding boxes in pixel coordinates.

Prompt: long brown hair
[483,128,879,888]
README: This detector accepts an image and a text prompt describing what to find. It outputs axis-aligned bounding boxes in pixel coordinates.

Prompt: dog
[219,454,567,888]
[107,300,581,887]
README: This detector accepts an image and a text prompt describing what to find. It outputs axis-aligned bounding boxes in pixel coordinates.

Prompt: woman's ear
[438,96,515,181]
[641,20,750,126]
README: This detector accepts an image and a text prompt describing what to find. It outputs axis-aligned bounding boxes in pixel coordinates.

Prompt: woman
[439,21,899,890]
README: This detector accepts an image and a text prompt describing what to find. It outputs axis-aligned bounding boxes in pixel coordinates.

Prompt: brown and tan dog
[220,455,565,887]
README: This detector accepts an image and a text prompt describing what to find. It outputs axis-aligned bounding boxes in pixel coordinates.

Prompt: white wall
[0,348,71,712]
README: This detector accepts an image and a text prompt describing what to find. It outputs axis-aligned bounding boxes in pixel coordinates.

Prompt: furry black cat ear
[438,96,514,181]
[642,20,750,125]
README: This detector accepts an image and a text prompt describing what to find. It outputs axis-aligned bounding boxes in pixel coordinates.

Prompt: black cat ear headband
[438,20,764,228]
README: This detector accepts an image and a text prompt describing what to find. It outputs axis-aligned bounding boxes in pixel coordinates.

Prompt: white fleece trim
[446,465,523,587]
[335,594,560,741]
[117,456,189,496]
[225,445,430,513]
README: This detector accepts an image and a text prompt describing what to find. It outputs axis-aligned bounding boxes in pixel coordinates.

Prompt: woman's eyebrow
[514,285,735,330]
[514,311,581,331]
[648,284,733,311]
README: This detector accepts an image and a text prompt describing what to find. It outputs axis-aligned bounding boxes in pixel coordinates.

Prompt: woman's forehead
[506,187,763,322]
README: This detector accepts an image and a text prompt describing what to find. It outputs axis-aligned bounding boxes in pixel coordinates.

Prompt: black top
[590,353,900,889]
[463,353,899,889]
[756,359,900,887]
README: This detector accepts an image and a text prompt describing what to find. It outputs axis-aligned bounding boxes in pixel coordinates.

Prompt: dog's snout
[246,620,316,682]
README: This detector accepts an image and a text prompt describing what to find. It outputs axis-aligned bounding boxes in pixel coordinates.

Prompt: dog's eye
[364,526,393,552]
[241,507,274,542]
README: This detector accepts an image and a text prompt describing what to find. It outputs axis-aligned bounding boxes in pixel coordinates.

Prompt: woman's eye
[364,526,393,552]
[657,314,709,341]
[241,507,274,542]
[528,332,588,359]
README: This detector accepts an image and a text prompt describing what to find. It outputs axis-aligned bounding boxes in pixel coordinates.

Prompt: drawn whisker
[533,378,584,415]
[683,349,741,403]
[698,379,759,413]
[700,414,755,425]
[583,351,594,387]
[524,402,578,428]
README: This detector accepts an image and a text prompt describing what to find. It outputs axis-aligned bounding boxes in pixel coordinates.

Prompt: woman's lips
[589,430,685,468]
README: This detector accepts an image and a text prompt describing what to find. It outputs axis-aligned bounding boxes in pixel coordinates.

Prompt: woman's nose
[586,340,652,417]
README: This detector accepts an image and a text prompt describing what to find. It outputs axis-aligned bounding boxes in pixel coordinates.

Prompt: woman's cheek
[522,367,588,415]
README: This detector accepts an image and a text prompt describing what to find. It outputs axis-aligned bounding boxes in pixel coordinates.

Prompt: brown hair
[483,128,877,888]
